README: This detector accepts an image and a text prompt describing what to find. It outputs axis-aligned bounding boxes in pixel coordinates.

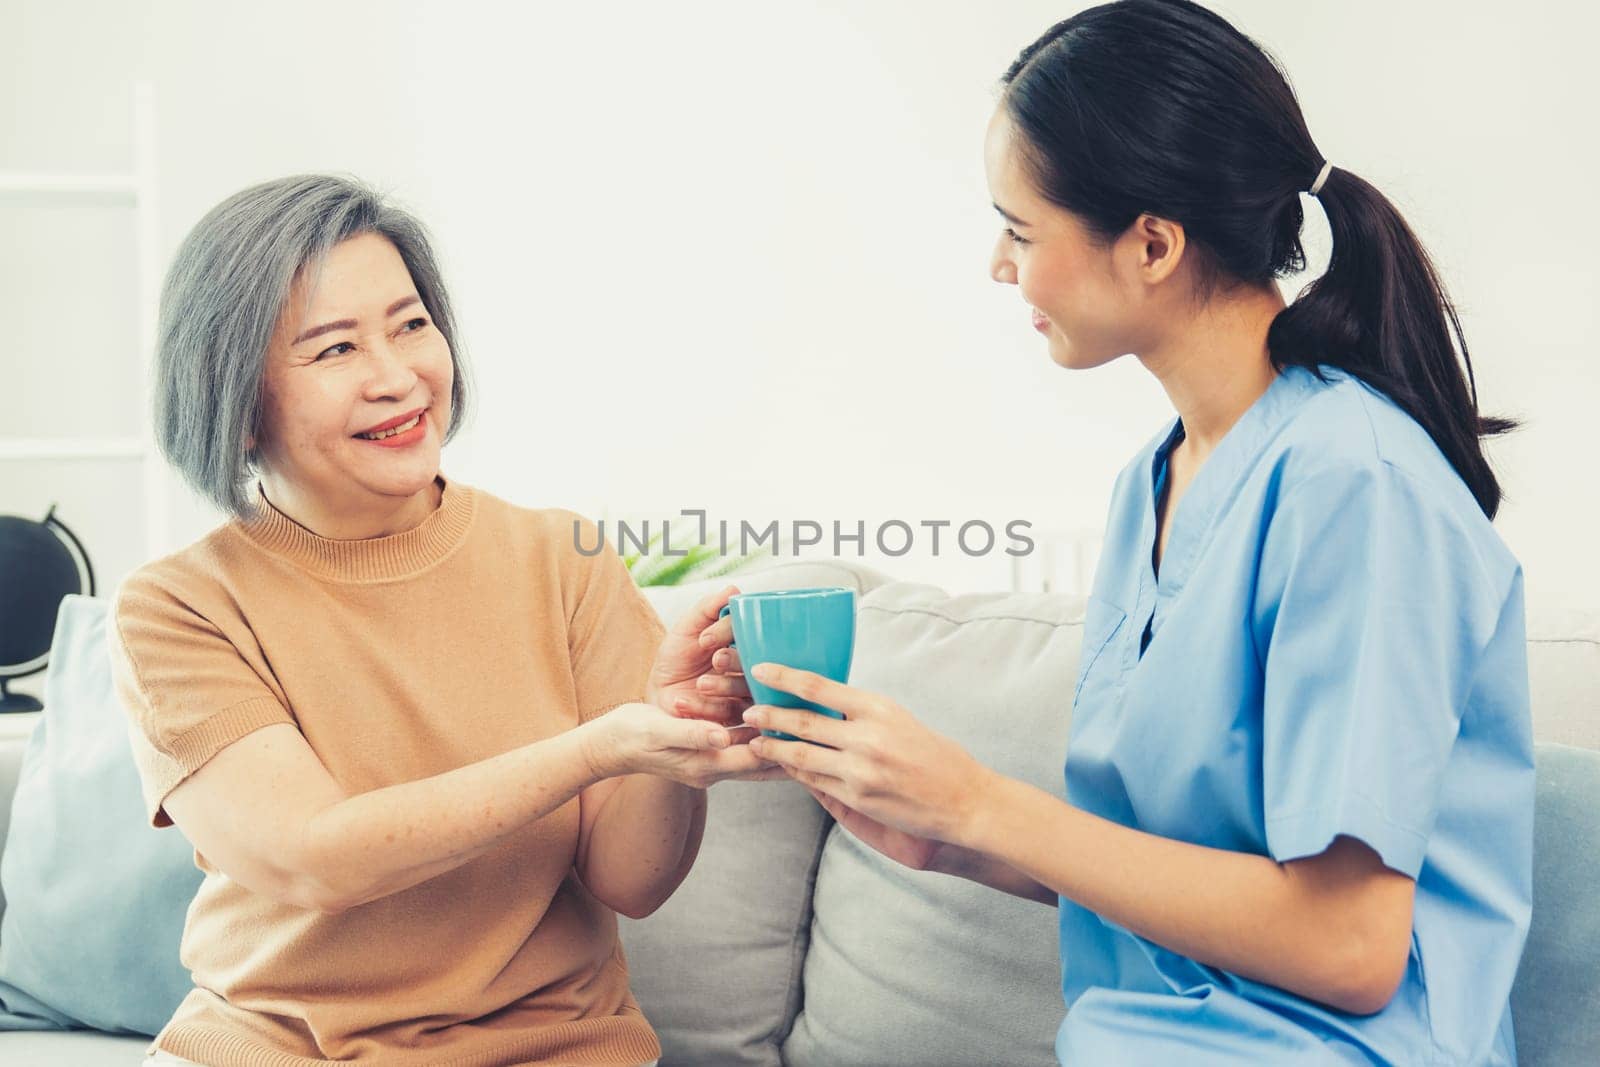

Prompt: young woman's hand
[581,701,784,789]
[801,785,947,870]
[740,664,997,847]
[786,724,1060,905]
[646,585,753,726]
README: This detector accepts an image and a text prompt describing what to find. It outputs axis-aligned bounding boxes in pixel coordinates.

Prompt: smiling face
[984,106,1189,370]
[252,232,454,530]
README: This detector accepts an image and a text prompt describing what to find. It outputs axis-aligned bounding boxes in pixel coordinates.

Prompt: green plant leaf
[637,544,712,587]
[617,520,776,587]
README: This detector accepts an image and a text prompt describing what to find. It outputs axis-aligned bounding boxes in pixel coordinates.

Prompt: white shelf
[1,81,172,561]
[0,437,149,461]
[0,172,138,199]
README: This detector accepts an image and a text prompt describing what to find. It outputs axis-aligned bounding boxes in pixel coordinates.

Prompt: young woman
[731,2,1532,1063]
[110,175,776,1067]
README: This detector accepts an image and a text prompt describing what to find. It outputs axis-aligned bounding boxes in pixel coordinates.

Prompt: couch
[0,557,1596,1065]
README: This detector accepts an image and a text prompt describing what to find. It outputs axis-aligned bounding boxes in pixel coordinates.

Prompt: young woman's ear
[1132,214,1186,284]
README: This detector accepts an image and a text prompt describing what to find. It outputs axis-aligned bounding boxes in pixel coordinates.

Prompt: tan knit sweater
[107,473,666,1066]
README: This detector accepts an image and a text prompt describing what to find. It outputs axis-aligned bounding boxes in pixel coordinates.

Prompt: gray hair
[154,173,472,519]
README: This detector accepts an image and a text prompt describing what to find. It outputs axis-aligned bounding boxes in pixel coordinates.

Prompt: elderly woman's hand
[581,701,785,790]
[646,585,754,727]
[741,664,997,845]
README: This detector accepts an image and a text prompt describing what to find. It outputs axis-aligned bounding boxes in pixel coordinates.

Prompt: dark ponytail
[1001,0,1517,519]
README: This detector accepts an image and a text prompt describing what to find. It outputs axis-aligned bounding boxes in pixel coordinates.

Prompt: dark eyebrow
[992,202,1031,227]
[291,295,423,346]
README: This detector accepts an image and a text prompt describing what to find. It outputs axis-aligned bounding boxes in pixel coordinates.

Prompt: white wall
[5,1,1597,700]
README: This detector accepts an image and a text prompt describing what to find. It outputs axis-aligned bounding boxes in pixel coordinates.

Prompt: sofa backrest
[1525,605,1600,749]
[780,582,1081,1067]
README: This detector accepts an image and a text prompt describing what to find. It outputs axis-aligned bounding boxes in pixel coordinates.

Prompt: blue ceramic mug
[718,587,856,741]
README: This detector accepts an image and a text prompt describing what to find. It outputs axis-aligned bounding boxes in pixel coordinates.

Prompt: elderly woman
[108,174,774,1067]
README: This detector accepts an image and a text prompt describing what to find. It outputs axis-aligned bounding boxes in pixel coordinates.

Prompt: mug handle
[719,601,798,742]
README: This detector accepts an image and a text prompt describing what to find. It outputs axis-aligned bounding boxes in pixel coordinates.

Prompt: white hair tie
[1308,160,1334,197]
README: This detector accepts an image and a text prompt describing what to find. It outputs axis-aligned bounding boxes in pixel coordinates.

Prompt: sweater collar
[237,473,474,582]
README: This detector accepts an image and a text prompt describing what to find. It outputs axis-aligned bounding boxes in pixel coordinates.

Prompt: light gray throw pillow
[782,583,1082,1067]
[0,595,203,1035]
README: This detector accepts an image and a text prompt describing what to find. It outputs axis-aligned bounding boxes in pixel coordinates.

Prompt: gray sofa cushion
[618,779,830,1067]
[1511,742,1600,1066]
[782,583,1080,1067]
[620,559,889,1067]
[1526,609,1600,749]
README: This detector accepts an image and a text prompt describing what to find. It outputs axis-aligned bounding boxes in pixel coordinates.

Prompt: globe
[0,506,94,712]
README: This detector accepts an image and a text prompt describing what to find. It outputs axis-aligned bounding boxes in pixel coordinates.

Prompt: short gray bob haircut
[154,173,472,520]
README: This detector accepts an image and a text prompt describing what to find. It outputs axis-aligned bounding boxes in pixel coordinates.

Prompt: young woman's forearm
[928,844,1058,906]
[961,774,1396,1014]
[579,775,708,919]
[300,725,604,911]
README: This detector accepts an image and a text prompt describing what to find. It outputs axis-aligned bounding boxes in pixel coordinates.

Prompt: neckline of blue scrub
[1133,364,1327,659]
[1143,431,1184,655]
[1150,422,1186,575]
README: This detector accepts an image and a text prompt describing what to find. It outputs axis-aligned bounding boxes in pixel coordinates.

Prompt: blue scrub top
[1059,364,1533,1065]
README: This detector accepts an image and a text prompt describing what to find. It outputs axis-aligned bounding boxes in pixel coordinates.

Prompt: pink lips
[1031,308,1051,333]
[355,410,428,449]
[356,406,427,436]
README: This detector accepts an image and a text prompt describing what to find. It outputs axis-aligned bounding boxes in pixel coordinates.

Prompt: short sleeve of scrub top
[1255,460,1511,875]
[1055,364,1533,1067]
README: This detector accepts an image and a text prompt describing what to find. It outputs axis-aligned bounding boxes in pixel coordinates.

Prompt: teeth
[358,413,421,440]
